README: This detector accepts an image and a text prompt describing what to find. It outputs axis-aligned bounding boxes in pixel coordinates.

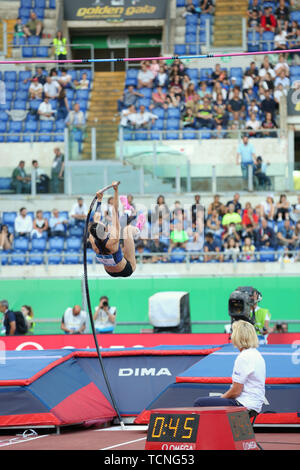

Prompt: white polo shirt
[63,308,87,333]
[232,347,266,413]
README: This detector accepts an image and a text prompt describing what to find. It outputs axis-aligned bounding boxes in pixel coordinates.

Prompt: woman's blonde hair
[231,320,258,350]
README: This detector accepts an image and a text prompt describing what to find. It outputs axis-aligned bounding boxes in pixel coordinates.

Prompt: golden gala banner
[64,0,167,21]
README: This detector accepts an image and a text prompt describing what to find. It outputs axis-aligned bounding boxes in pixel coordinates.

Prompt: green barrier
[1,277,299,334]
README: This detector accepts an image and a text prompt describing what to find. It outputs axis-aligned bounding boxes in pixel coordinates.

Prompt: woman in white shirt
[194,320,266,415]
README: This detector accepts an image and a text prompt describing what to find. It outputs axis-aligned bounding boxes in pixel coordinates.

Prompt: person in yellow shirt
[52,31,67,61]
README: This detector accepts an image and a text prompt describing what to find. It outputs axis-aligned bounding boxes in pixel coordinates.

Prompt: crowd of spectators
[247,0,300,51]
[119,53,290,138]
[1,192,300,265]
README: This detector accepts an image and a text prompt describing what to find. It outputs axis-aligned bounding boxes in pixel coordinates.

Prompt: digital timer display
[147,413,200,443]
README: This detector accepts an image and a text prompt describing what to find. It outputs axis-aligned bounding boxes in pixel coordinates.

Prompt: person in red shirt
[242,203,259,229]
[260,7,277,33]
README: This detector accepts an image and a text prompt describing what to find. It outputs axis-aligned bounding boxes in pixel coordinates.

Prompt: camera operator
[93,296,116,334]
[271,322,288,334]
[252,289,272,344]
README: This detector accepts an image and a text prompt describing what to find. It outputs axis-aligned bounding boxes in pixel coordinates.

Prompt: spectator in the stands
[274,69,290,90]
[14,207,33,238]
[14,18,25,42]
[119,85,143,110]
[292,194,300,223]
[227,86,245,122]
[200,0,214,14]
[203,232,223,262]
[70,197,87,226]
[260,6,277,33]
[49,209,68,238]
[242,202,259,230]
[137,62,155,89]
[211,64,227,86]
[151,195,170,224]
[120,104,137,128]
[241,235,256,261]
[226,192,242,214]
[182,107,196,129]
[29,77,43,100]
[0,225,13,251]
[51,147,64,193]
[286,20,300,44]
[135,105,158,129]
[206,209,223,238]
[274,83,287,107]
[274,53,290,76]
[185,82,199,105]
[261,111,278,137]
[245,111,261,137]
[274,24,289,50]
[52,31,67,61]
[275,0,290,29]
[223,237,241,262]
[191,194,205,226]
[56,87,70,121]
[11,161,31,194]
[207,194,226,217]
[275,194,291,221]
[23,11,43,38]
[31,210,49,239]
[248,8,261,32]
[260,89,277,119]
[182,0,201,17]
[195,97,215,129]
[276,218,295,250]
[57,68,74,89]
[151,85,167,109]
[222,203,242,228]
[236,134,256,187]
[254,156,272,188]
[259,194,276,221]
[155,64,169,88]
[259,56,276,80]
[247,0,262,19]
[256,217,276,249]
[38,96,55,121]
[31,159,49,193]
[77,72,90,90]
[197,81,212,102]
[65,102,86,128]
[44,75,60,99]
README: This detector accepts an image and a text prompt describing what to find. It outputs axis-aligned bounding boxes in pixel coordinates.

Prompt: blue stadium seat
[27,36,40,45]
[199,68,213,80]
[6,132,21,143]
[48,250,62,265]
[55,119,66,132]
[64,250,80,264]
[230,67,243,78]
[66,89,75,100]
[31,238,47,252]
[166,118,180,130]
[37,134,52,142]
[0,101,12,111]
[36,47,49,57]
[13,100,27,110]
[40,120,53,132]
[167,108,181,120]
[9,121,23,133]
[22,46,34,58]
[0,111,9,122]
[186,68,199,81]
[49,0,56,8]
[59,211,69,220]
[25,120,38,132]
[17,81,31,91]
[186,15,199,26]
[13,237,29,252]
[34,0,46,8]
[0,121,7,132]
[165,131,179,139]
[152,108,165,119]
[2,211,17,225]
[0,177,12,191]
[48,236,64,252]
[185,33,197,44]
[29,250,44,265]
[183,130,197,139]
[68,225,84,237]
[66,236,82,251]
[170,247,186,263]
[4,71,17,82]
[75,89,89,101]
[135,131,148,140]
[11,251,27,265]
[13,36,26,46]
[259,247,276,262]
[174,44,187,55]
[15,90,29,101]
[20,0,32,8]
[33,8,45,20]
[290,11,300,22]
